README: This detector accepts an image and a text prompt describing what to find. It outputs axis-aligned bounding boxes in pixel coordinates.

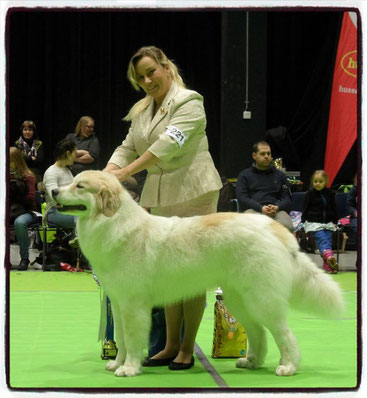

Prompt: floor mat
[8,271,358,391]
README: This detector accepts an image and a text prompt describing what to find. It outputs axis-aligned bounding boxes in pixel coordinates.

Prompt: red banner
[324,12,357,187]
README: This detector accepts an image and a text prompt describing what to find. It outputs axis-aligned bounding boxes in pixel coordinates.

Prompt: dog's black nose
[51,188,59,198]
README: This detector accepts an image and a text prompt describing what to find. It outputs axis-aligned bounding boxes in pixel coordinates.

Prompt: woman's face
[135,56,172,105]
[312,175,327,191]
[80,120,94,138]
[22,126,34,140]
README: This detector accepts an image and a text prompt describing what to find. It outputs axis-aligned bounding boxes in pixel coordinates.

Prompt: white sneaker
[32,262,43,270]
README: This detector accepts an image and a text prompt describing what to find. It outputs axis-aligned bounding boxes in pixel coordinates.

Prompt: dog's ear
[97,184,121,217]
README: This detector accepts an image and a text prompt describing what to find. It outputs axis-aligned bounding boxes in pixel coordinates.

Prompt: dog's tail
[290,250,345,318]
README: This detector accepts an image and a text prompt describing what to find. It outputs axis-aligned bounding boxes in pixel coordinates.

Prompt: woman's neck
[55,159,68,168]
[22,136,34,144]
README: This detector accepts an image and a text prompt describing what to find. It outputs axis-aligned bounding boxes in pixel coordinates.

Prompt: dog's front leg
[114,303,151,377]
[105,299,127,372]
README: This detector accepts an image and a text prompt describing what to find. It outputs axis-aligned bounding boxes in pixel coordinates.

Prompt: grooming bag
[212,290,247,358]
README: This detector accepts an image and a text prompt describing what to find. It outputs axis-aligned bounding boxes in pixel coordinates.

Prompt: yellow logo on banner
[341,50,357,77]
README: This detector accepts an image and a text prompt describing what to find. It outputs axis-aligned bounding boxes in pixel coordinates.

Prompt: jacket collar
[252,164,276,174]
[145,82,180,135]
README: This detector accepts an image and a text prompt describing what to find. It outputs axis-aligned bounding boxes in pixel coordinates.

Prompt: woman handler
[104,46,221,370]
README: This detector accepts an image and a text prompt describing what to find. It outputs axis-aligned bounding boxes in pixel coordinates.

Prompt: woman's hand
[103,164,130,182]
[108,168,131,183]
[104,151,160,183]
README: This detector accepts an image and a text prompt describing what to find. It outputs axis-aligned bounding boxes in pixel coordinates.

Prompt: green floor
[8,271,358,391]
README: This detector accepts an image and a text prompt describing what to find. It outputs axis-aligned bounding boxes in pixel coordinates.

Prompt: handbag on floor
[212,290,247,358]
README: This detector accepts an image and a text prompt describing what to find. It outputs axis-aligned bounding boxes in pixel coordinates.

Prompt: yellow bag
[212,294,247,358]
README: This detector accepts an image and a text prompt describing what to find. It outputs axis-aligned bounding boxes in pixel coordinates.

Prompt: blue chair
[290,192,306,212]
[335,193,348,220]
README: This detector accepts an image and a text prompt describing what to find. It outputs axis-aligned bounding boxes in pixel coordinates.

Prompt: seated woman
[43,139,77,229]
[14,120,44,186]
[65,116,100,176]
[9,147,38,270]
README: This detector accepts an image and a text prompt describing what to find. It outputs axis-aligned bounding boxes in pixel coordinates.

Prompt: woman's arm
[104,150,159,182]
[43,168,61,204]
[75,149,95,164]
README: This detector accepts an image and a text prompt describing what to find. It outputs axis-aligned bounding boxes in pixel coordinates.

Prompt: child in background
[301,170,338,274]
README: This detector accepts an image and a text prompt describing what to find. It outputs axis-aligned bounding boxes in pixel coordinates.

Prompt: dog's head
[54,170,123,218]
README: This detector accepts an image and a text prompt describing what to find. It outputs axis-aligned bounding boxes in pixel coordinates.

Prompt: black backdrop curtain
[7,9,356,186]
[266,11,357,186]
[7,10,222,170]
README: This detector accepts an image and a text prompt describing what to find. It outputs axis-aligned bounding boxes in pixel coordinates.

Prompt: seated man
[236,140,293,231]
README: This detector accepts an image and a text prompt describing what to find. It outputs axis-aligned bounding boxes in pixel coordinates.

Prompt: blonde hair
[310,170,329,189]
[10,147,34,178]
[124,46,186,121]
[74,116,94,137]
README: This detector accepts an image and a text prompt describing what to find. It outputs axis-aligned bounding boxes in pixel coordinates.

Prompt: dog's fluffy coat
[55,170,344,377]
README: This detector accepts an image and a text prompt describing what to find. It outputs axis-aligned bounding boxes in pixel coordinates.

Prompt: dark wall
[220,11,267,177]
[7,8,355,185]
[7,10,222,170]
[265,11,356,186]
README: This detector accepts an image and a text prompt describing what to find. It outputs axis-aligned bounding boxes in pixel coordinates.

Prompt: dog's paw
[236,357,258,369]
[275,364,296,376]
[114,364,141,377]
[105,360,121,372]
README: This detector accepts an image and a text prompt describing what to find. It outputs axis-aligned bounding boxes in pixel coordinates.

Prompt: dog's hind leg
[113,302,152,377]
[229,293,300,376]
[223,292,267,370]
[267,320,301,376]
[235,320,267,370]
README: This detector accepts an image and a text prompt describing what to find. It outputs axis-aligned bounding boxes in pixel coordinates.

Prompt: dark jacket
[236,165,291,213]
[301,188,337,224]
[65,133,100,176]
[346,185,357,217]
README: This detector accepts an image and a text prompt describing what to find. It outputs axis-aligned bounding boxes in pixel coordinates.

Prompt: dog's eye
[76,183,84,189]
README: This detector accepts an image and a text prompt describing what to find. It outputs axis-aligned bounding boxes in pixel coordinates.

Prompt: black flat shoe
[169,356,195,371]
[142,356,176,367]
[18,258,30,271]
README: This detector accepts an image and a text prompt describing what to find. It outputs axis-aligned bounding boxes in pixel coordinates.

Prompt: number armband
[164,125,187,148]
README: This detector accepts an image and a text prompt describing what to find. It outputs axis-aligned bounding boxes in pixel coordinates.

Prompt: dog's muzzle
[55,203,87,212]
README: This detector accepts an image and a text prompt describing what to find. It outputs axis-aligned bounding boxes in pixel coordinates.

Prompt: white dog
[53,170,344,378]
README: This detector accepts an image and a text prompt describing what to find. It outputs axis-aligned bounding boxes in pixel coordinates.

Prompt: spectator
[14,120,44,185]
[9,147,38,270]
[301,170,338,274]
[43,139,77,228]
[65,116,100,176]
[236,141,293,231]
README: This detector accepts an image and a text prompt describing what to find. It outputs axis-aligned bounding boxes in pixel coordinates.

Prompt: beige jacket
[108,83,222,208]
